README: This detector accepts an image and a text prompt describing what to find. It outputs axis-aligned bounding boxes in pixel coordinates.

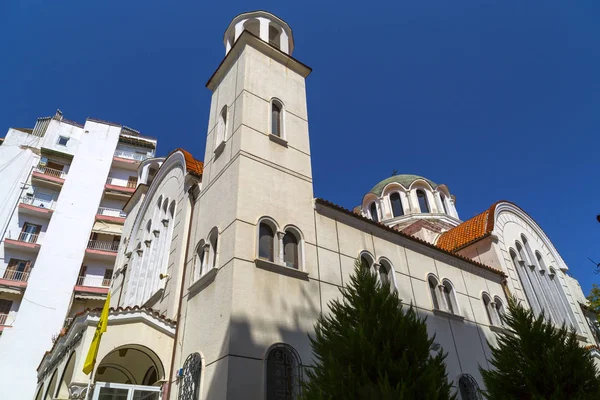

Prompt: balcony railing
[1,269,29,283]
[34,165,67,179]
[97,207,127,218]
[9,232,40,244]
[106,177,137,189]
[76,275,111,287]
[87,240,118,252]
[0,314,13,326]
[21,196,56,210]
[114,149,150,162]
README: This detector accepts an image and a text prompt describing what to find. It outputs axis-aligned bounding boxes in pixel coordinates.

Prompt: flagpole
[85,366,95,400]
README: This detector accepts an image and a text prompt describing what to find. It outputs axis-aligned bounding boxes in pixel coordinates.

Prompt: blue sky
[2,1,599,294]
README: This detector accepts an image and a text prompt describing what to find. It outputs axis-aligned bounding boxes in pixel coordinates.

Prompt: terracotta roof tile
[170,148,204,177]
[437,202,501,252]
[315,198,506,277]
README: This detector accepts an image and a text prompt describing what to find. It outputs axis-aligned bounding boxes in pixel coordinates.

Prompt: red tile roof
[315,198,506,277]
[171,148,204,177]
[437,202,501,252]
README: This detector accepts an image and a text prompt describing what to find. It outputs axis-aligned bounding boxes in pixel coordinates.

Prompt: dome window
[417,190,430,213]
[369,202,379,223]
[390,192,404,217]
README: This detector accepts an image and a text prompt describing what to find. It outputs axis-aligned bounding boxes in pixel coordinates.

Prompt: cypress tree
[302,260,455,399]
[480,297,600,399]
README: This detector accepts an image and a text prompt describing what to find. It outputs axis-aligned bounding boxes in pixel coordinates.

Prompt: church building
[33,11,600,400]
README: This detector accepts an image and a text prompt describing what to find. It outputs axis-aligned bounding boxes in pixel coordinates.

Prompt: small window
[360,252,374,272]
[283,231,299,269]
[195,241,206,279]
[369,202,379,222]
[378,260,394,289]
[417,189,430,213]
[494,296,506,325]
[428,275,440,310]
[482,293,496,325]
[216,106,227,146]
[458,374,482,400]
[390,192,404,217]
[157,195,163,209]
[209,229,218,269]
[57,136,69,146]
[163,198,169,213]
[259,223,275,262]
[269,25,281,49]
[146,220,152,233]
[271,100,283,137]
[266,344,302,400]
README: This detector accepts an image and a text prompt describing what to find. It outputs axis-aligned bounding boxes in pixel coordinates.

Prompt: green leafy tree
[480,297,600,400]
[587,284,600,323]
[302,260,455,400]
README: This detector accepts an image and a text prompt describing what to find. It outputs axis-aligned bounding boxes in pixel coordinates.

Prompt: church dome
[368,174,438,196]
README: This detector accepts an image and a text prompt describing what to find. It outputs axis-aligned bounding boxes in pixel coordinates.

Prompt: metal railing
[9,231,40,244]
[0,314,12,326]
[87,240,118,252]
[76,275,111,287]
[21,196,56,210]
[34,165,67,179]
[1,269,29,282]
[97,207,127,218]
[113,149,150,161]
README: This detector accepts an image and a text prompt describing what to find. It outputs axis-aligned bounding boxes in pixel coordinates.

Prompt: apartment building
[0,111,156,398]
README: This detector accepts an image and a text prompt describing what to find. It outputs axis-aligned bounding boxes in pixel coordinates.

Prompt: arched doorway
[56,351,76,398]
[96,344,164,385]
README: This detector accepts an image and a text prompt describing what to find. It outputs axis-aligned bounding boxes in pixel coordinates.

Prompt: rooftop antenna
[391,169,398,176]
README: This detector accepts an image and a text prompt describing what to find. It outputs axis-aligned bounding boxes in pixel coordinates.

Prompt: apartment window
[57,136,69,146]
[127,176,138,189]
[5,259,30,281]
[20,223,41,243]
[417,189,430,213]
[259,222,275,262]
[390,192,404,217]
[0,300,12,324]
[266,344,302,400]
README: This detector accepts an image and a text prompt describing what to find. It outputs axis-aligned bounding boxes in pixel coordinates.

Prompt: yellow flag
[83,292,111,375]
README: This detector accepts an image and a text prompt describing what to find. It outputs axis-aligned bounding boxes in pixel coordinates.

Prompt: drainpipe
[0,166,33,242]
[164,183,198,399]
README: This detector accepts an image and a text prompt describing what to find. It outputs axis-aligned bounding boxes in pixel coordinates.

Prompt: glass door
[93,382,161,400]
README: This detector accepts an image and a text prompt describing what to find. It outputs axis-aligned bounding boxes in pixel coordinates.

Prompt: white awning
[92,221,122,235]
[75,294,107,301]
[0,286,22,295]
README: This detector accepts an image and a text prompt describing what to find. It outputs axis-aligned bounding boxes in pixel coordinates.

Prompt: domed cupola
[223,11,294,56]
[359,174,461,243]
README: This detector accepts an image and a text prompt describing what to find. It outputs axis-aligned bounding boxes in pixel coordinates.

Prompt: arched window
[442,280,458,314]
[266,344,302,400]
[369,202,379,222]
[283,230,299,269]
[163,197,169,214]
[535,252,547,270]
[259,222,275,262]
[417,189,430,213]
[157,195,163,209]
[269,25,281,49]
[243,19,260,37]
[522,236,537,267]
[378,259,395,290]
[360,252,374,273]
[178,353,201,400]
[390,192,404,217]
[194,240,206,279]
[216,106,227,146]
[493,296,506,325]
[482,293,495,325]
[515,242,530,265]
[440,194,449,214]
[208,229,218,269]
[146,220,152,233]
[271,100,283,137]
[458,374,482,400]
[428,275,440,310]
[142,366,158,386]
[169,201,176,218]
[510,248,541,315]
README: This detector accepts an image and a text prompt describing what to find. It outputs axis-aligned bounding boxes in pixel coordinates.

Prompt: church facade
[34,11,599,400]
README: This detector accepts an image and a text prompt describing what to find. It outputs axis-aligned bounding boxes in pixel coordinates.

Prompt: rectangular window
[57,136,69,146]
[46,161,65,171]
[20,223,41,243]
[0,299,12,315]
[5,259,30,281]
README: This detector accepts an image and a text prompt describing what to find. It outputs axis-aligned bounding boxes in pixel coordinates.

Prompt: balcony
[96,207,127,223]
[32,165,67,186]
[4,232,41,253]
[85,240,118,260]
[18,196,55,218]
[0,314,15,331]
[105,177,136,196]
[0,269,29,289]
[74,275,110,296]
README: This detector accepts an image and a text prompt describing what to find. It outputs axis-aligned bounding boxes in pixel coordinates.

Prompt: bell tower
[175,11,317,399]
